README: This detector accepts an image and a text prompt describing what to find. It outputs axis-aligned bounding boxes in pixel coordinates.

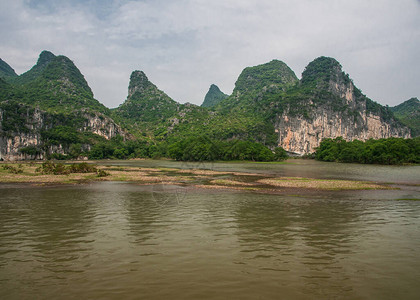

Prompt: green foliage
[2,52,412,163]
[96,169,110,177]
[234,60,298,94]
[36,161,70,175]
[168,136,287,162]
[67,162,98,173]
[12,51,56,85]
[301,56,346,84]
[0,101,33,133]
[113,71,178,125]
[201,84,228,108]
[19,146,41,156]
[391,98,420,137]
[35,161,108,176]
[315,137,420,164]
[8,51,109,115]
[365,98,395,123]
[2,164,23,174]
[0,58,17,80]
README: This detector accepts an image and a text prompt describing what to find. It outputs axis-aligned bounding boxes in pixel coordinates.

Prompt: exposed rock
[0,104,128,161]
[274,58,410,154]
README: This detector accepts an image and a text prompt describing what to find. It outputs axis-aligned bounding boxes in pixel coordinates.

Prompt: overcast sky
[1,0,419,108]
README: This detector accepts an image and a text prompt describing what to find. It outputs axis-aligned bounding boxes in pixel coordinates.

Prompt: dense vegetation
[201,84,228,108]
[391,98,420,137]
[0,58,17,80]
[2,51,109,115]
[315,137,420,164]
[85,135,287,162]
[1,51,416,165]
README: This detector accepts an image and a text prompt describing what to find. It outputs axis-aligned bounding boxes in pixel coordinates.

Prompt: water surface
[0,161,419,299]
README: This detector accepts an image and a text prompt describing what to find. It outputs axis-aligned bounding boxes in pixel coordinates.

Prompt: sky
[0,0,419,108]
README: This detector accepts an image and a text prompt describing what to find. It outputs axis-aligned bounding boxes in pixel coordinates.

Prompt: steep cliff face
[275,107,410,154]
[274,57,410,154]
[80,110,126,139]
[0,103,127,161]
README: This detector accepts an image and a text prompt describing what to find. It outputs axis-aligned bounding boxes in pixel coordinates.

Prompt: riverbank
[0,161,398,193]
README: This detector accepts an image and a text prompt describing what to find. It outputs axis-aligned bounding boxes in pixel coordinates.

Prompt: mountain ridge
[0,51,414,160]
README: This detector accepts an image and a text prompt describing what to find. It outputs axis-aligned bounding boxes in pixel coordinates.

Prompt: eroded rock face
[0,105,127,161]
[276,109,410,154]
[274,83,410,155]
[80,111,126,140]
[272,57,411,155]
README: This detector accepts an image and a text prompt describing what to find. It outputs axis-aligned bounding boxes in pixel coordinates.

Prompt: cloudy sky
[1,0,419,108]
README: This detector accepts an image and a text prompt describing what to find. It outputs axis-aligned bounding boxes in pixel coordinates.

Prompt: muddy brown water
[0,160,419,299]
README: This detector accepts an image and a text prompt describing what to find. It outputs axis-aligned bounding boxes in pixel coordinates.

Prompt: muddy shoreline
[0,161,400,196]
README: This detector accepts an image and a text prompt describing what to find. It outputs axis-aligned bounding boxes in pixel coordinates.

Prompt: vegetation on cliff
[391,98,420,137]
[0,51,414,164]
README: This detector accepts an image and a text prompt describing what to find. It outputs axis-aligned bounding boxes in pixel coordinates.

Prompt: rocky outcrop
[0,104,128,161]
[80,110,126,139]
[275,108,410,155]
[274,58,410,154]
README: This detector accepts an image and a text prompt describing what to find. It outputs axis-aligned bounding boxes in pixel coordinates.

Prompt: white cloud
[0,0,419,107]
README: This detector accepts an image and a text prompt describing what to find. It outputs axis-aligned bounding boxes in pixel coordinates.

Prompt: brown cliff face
[275,107,410,155]
[274,57,410,154]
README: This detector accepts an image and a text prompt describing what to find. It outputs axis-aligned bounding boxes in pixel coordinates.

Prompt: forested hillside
[0,51,416,163]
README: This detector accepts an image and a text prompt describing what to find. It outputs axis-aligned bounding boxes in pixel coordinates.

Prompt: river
[0,160,419,299]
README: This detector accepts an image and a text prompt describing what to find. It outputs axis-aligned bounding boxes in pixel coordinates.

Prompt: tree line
[315,137,420,164]
[35,135,288,162]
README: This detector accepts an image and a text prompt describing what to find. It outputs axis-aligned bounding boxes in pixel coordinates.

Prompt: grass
[257,177,392,190]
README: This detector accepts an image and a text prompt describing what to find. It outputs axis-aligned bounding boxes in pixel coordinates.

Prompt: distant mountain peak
[0,58,18,79]
[301,56,346,85]
[37,50,56,68]
[233,59,298,94]
[128,70,155,98]
[201,84,228,108]
[390,97,420,137]
[114,69,178,124]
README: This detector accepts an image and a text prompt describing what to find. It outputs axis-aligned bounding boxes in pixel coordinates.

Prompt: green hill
[0,52,413,161]
[3,51,109,114]
[0,51,125,160]
[113,70,178,124]
[0,58,17,80]
[391,98,420,137]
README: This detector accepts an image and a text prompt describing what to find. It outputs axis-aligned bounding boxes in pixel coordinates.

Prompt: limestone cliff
[0,103,127,160]
[275,107,410,154]
[274,57,410,154]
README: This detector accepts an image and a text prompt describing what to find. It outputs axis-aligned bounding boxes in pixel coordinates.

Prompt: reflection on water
[1,180,420,299]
